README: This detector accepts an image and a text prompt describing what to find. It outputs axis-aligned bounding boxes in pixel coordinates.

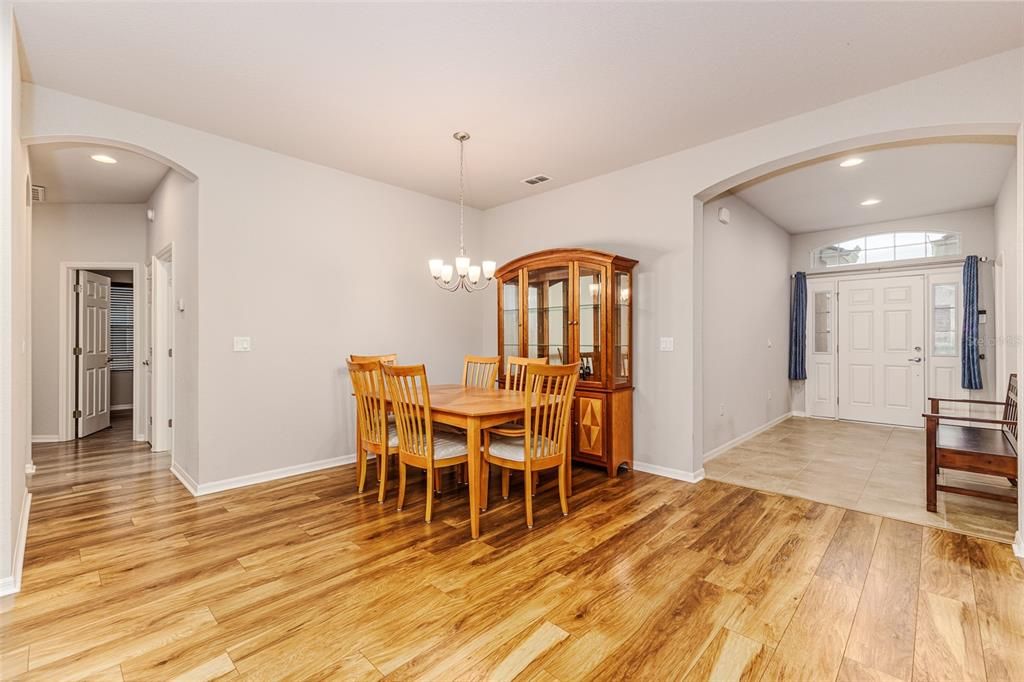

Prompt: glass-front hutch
[496,249,637,476]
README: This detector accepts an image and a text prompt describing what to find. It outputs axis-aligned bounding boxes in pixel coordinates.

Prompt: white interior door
[838,275,926,427]
[150,254,173,453]
[77,270,112,437]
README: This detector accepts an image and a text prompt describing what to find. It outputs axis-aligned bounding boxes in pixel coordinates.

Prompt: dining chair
[462,355,500,388]
[481,363,580,528]
[382,364,470,523]
[348,359,399,502]
[490,356,549,498]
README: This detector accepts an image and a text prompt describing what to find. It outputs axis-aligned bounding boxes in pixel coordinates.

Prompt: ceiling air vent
[521,174,551,186]
[30,185,46,202]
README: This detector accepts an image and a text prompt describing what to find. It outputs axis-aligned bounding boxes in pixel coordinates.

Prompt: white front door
[77,270,112,437]
[838,275,926,427]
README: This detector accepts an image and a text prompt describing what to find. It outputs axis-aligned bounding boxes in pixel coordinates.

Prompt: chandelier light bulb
[468,265,482,284]
[455,256,471,277]
[428,259,444,279]
[441,264,454,283]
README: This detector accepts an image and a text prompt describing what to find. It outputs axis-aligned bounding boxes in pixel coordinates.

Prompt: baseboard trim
[1014,531,1024,559]
[31,434,60,443]
[633,461,705,484]
[173,454,358,498]
[111,404,133,412]
[0,492,32,596]
[703,411,795,463]
[169,461,199,496]
[25,463,36,474]
[790,410,808,418]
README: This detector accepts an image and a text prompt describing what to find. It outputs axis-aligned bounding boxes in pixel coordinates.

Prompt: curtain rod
[792,256,991,279]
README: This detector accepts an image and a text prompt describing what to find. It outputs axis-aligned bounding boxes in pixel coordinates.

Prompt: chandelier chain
[458,135,465,256]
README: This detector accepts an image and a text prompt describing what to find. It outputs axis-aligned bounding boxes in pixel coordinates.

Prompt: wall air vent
[30,185,46,202]
[521,174,551,186]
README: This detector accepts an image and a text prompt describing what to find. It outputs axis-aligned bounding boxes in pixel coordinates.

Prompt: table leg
[466,416,481,539]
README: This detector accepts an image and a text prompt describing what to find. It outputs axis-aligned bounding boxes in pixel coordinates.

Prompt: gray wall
[30,204,146,437]
[702,195,792,456]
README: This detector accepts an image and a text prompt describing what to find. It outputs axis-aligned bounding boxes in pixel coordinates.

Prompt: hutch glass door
[527,265,570,365]
[577,264,603,383]
[613,268,631,384]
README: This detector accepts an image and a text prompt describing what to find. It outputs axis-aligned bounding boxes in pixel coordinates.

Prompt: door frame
[804,265,965,426]
[150,243,174,454]
[57,261,145,442]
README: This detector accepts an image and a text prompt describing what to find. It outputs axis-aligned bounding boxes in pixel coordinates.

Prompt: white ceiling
[13,2,1024,208]
[29,143,169,203]
[734,142,1016,233]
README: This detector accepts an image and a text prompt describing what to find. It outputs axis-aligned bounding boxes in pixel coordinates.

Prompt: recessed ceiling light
[839,157,864,168]
[860,198,881,206]
[90,154,117,164]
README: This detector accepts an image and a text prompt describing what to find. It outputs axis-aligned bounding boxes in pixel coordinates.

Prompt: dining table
[360,383,570,539]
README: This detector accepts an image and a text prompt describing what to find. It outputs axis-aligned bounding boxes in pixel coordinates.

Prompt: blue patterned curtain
[961,255,983,390]
[789,272,807,380]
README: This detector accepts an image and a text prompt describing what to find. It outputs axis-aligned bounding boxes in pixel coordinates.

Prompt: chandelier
[428,132,496,292]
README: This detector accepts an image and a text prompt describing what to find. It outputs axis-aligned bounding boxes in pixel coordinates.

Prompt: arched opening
[24,136,200,494]
[692,125,1021,544]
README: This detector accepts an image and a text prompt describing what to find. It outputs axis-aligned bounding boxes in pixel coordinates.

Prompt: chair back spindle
[462,355,500,389]
[524,363,579,461]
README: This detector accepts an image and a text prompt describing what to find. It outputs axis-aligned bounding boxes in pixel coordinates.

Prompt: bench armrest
[921,413,1017,426]
[926,397,1008,407]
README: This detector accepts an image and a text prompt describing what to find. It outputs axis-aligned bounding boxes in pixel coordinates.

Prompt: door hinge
[73,347,83,356]
[168,348,173,358]
[168,419,173,428]
[73,283,82,293]
[148,416,152,425]
[73,409,82,418]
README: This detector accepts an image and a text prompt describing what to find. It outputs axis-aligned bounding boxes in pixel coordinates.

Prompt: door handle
[908,357,923,363]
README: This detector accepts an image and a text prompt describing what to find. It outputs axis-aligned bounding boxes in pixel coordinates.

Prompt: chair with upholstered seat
[481,363,579,528]
[382,364,470,522]
[488,356,548,498]
[348,359,399,502]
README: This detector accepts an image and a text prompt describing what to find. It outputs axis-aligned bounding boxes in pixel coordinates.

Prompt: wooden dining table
[362,383,570,539]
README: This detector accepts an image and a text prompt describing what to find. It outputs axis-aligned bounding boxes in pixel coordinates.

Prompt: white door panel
[806,280,837,418]
[77,270,112,437]
[838,276,925,427]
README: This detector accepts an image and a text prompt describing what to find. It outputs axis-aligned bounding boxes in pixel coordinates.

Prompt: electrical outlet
[659,337,674,352]
[719,403,725,417]
[233,337,251,352]
[767,391,772,401]
[767,338,773,349]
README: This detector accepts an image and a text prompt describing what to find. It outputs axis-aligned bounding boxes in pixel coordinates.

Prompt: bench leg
[926,416,937,513]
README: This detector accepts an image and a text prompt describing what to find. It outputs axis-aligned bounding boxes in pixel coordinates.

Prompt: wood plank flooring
[3,412,1024,681]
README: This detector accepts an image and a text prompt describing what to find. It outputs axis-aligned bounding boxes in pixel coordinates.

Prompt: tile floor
[704,416,1019,544]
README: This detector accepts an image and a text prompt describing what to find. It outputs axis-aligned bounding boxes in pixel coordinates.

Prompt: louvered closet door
[77,270,112,437]
[837,276,925,428]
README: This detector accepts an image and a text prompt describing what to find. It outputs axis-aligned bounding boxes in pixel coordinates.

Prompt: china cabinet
[495,248,637,475]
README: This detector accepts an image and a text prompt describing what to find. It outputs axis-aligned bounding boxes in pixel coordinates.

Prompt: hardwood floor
[3,412,1024,680]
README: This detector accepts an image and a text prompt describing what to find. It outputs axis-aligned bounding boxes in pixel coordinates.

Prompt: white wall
[30,204,147,437]
[21,83,488,487]
[1,0,29,591]
[702,195,791,456]
[995,162,1019,382]
[483,48,1022,477]
[146,169,199,482]
[789,206,997,272]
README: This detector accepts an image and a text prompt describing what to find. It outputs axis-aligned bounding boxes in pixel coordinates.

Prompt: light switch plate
[233,337,251,352]
[659,337,674,352]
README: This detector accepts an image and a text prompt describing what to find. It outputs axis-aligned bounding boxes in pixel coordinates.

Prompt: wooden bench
[923,373,1018,512]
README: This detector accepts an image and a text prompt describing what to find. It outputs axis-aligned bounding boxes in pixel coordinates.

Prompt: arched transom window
[812,231,960,269]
